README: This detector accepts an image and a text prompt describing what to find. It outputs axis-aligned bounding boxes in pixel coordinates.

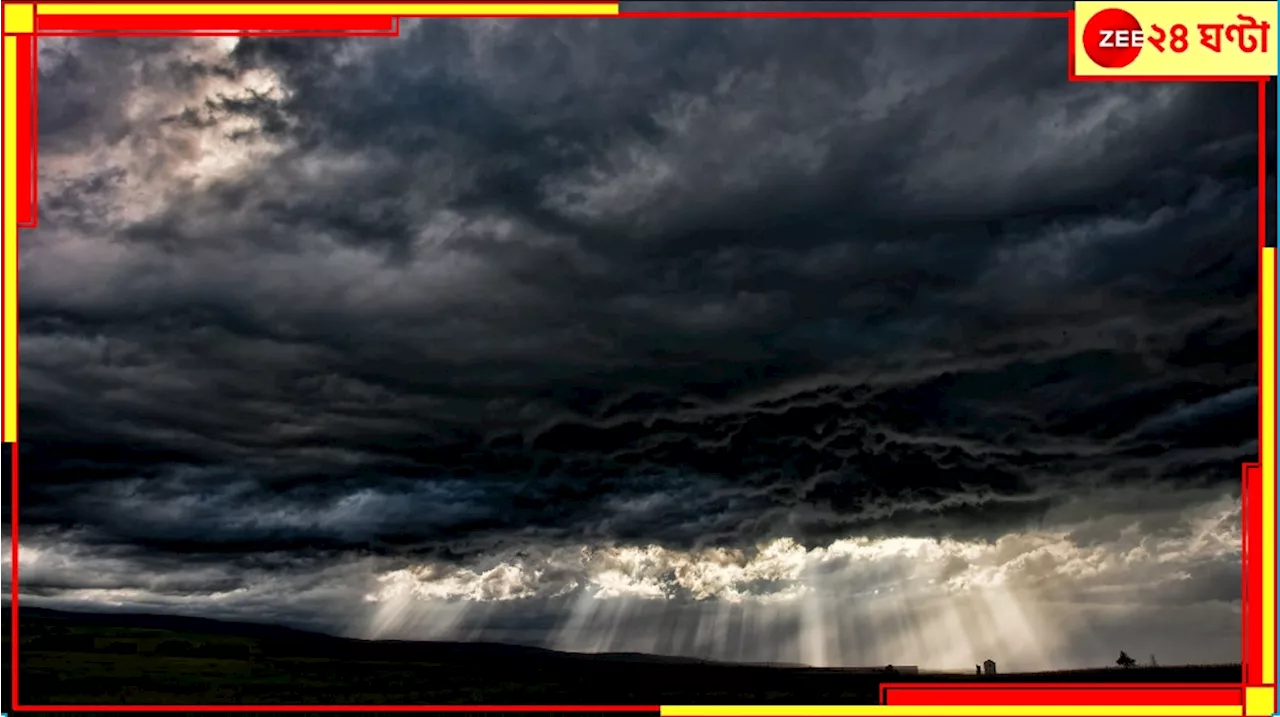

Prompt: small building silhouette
[983,659,997,675]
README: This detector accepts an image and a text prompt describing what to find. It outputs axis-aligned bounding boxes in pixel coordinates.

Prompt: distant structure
[983,659,997,675]
[975,664,982,676]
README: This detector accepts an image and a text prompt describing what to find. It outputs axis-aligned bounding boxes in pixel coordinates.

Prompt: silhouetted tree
[1117,651,1137,668]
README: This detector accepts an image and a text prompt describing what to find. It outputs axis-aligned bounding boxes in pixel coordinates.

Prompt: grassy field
[2,607,1242,708]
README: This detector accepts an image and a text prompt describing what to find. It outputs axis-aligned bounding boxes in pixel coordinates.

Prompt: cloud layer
[6,2,1262,670]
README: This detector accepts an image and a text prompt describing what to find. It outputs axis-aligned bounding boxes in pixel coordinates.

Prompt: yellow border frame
[36,3,618,16]
[0,4,1274,716]
[1263,244,1277,693]
[662,708,1243,717]
[3,30,17,444]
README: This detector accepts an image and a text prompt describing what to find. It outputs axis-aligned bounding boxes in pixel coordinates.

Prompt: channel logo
[1082,8,1145,68]
[1072,1,1278,79]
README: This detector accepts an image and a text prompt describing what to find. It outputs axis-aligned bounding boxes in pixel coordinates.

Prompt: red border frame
[880,684,1248,707]
[3,4,1270,712]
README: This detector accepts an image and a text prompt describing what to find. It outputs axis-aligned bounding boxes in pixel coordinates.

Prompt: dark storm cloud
[12,4,1259,657]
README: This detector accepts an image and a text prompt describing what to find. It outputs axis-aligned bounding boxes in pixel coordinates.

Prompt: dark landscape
[2,607,1242,706]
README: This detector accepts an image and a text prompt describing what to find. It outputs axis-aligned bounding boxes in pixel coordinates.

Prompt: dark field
[3,607,1242,708]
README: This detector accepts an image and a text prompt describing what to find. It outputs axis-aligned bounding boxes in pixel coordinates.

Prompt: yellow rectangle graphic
[37,3,618,16]
[1246,686,1276,716]
[1263,246,1277,685]
[3,3,33,34]
[661,707,1243,717]
[1074,1,1277,77]
[3,36,16,443]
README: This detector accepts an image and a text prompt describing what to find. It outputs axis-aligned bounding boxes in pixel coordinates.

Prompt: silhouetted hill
[11,605,322,640]
[8,606,715,664]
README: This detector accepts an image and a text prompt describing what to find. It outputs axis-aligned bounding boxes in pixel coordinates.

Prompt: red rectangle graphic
[882,685,1244,706]
[15,32,34,227]
[36,14,398,34]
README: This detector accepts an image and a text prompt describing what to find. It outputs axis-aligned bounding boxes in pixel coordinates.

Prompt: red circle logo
[1083,8,1144,68]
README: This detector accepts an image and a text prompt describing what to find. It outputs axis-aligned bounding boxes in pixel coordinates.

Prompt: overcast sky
[2,1,1264,671]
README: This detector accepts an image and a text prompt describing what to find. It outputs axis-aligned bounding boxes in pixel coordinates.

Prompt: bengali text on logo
[1074,1,1277,78]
